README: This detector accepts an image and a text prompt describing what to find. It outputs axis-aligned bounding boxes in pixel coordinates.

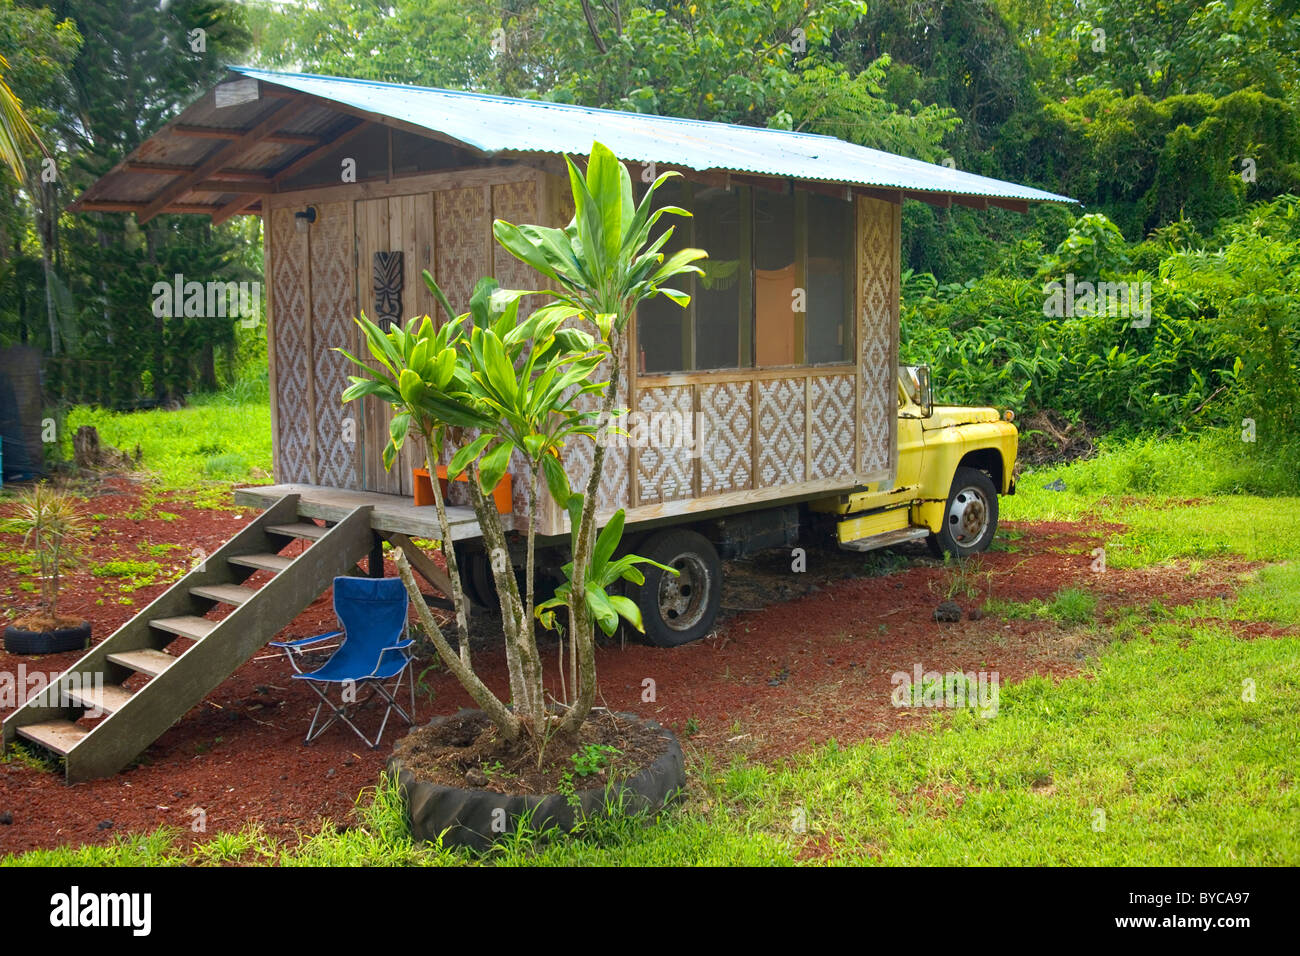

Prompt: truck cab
[809,365,1018,558]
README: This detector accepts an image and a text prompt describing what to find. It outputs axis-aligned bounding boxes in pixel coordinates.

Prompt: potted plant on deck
[2,484,92,654]
[338,142,706,848]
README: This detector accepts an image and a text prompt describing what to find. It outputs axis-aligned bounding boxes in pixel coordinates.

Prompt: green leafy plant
[571,743,621,777]
[338,141,706,754]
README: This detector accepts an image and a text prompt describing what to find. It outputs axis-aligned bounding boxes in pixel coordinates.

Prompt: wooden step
[267,521,327,541]
[66,683,134,716]
[190,583,257,606]
[151,615,219,640]
[228,552,294,573]
[16,720,89,757]
[106,648,178,678]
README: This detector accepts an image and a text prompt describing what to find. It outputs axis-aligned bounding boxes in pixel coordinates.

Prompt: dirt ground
[0,476,1262,855]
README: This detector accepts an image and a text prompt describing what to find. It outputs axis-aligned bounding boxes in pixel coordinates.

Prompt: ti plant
[337,141,704,752]
[493,141,706,734]
[1,484,88,623]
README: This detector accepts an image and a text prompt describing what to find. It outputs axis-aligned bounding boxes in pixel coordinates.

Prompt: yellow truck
[610,364,1019,646]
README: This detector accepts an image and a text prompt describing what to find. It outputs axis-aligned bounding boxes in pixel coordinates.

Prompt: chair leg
[295,669,416,749]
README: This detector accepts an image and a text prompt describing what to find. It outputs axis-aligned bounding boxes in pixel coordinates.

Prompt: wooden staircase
[1,494,377,783]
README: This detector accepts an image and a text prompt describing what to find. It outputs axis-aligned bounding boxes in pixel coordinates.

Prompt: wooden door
[355,193,437,495]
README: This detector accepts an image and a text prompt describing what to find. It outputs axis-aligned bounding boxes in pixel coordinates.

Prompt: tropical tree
[491,141,706,734]
[338,141,705,752]
[0,52,44,181]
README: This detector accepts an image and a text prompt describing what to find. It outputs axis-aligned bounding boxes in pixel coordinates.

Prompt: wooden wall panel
[491,180,539,299]
[699,380,752,494]
[492,178,542,518]
[809,374,856,481]
[756,378,806,486]
[634,384,694,504]
[268,206,312,484]
[857,196,898,480]
[308,200,359,491]
[354,197,401,495]
[434,186,487,320]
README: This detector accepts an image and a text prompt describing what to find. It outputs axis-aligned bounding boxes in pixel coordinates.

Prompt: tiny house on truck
[6,68,1072,781]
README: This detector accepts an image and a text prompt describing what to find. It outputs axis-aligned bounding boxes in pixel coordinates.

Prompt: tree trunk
[558,331,622,734]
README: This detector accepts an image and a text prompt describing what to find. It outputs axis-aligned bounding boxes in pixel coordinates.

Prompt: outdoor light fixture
[294,206,317,232]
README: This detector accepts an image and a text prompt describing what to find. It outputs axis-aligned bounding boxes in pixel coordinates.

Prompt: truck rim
[658,554,710,632]
[948,485,990,546]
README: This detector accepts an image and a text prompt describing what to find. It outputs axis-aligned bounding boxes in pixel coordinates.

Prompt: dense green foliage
[0,0,261,407]
[904,196,1300,453]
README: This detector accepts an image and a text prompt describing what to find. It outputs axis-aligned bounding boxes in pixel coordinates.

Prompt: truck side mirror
[915,365,932,418]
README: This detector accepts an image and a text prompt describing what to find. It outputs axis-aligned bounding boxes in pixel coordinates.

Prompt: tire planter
[388,710,686,851]
[3,620,91,655]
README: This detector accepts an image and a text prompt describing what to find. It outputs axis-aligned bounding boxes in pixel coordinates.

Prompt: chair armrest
[270,630,343,649]
[369,640,415,677]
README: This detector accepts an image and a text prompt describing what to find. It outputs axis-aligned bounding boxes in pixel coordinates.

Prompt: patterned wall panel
[556,336,630,523]
[699,381,752,494]
[809,374,856,481]
[435,186,487,317]
[635,385,694,504]
[491,180,539,298]
[857,197,897,478]
[309,200,360,490]
[756,378,806,486]
[269,206,311,484]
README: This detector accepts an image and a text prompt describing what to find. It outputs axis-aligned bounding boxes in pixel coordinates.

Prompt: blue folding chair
[270,576,416,748]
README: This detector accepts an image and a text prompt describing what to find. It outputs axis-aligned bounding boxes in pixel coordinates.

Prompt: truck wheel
[633,529,722,648]
[927,466,999,559]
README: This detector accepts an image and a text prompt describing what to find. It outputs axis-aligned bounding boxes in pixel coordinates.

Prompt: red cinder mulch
[0,477,1273,855]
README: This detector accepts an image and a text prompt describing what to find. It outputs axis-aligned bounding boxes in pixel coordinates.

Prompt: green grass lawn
[1005,431,1299,568]
[60,391,272,493]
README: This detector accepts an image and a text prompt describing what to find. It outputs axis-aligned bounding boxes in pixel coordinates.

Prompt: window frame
[634,180,857,380]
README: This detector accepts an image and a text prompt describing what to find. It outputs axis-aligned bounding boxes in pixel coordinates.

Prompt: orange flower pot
[413,466,512,514]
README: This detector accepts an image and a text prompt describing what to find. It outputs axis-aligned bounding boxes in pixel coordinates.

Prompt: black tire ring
[388,710,687,851]
[3,621,91,655]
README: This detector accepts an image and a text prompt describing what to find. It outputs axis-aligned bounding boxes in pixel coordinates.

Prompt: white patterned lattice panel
[310,200,360,490]
[635,385,694,504]
[809,374,855,481]
[435,186,487,315]
[858,197,896,477]
[553,334,630,528]
[269,206,311,484]
[756,378,806,486]
[699,381,752,494]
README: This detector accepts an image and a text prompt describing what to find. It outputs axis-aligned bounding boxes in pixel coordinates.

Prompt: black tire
[927,466,999,559]
[632,528,722,648]
[4,620,91,655]
[391,709,685,850]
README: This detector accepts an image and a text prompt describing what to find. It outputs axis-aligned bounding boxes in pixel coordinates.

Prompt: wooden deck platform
[234,483,487,541]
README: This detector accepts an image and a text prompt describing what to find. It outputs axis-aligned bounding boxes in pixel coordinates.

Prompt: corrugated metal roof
[232,67,1075,205]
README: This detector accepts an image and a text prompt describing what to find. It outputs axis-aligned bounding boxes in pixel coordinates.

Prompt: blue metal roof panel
[232,68,1074,205]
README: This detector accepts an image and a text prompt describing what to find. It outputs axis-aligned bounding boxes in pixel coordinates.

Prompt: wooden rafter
[173,124,319,145]
[79,200,217,215]
[126,162,271,182]
[211,117,366,226]
[139,98,309,223]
